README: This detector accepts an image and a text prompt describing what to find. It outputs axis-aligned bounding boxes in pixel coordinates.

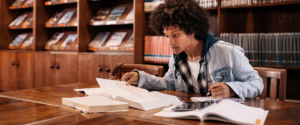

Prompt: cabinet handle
[98,67,102,72]
[16,63,19,66]
[56,65,60,69]
[50,65,54,69]
[11,63,14,66]
[105,68,110,72]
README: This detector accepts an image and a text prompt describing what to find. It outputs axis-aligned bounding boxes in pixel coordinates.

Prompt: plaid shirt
[174,52,208,96]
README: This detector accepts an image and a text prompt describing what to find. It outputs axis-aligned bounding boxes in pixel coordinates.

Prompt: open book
[62,96,128,113]
[153,100,268,125]
[96,78,181,110]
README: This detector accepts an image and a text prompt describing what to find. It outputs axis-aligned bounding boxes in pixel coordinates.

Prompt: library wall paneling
[0,51,33,91]
[34,52,78,88]
[78,53,134,83]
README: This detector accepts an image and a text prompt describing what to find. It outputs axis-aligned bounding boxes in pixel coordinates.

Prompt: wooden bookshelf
[9,4,33,9]
[44,0,77,6]
[220,1,300,9]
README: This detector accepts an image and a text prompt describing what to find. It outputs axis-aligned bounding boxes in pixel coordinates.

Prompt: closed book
[92,8,111,21]
[125,9,134,20]
[105,32,127,47]
[62,96,129,113]
[9,14,28,27]
[46,32,64,47]
[9,34,28,47]
[89,32,111,47]
[60,34,78,47]
[106,7,127,20]
[46,12,64,25]
[58,11,76,24]
[124,33,134,47]
[22,35,33,47]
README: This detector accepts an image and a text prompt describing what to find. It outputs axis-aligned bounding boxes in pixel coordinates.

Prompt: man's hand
[121,72,139,85]
[208,82,236,99]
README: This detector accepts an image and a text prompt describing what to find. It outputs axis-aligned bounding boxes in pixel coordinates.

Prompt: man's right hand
[121,72,139,85]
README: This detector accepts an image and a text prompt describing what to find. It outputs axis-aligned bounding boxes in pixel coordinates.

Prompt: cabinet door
[78,54,104,83]
[34,52,55,88]
[0,51,17,91]
[16,52,33,90]
[55,54,78,85]
[103,55,134,79]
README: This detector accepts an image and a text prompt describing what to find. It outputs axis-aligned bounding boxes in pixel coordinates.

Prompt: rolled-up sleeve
[224,46,264,100]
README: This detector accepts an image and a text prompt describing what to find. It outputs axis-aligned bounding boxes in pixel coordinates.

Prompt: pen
[206,74,226,96]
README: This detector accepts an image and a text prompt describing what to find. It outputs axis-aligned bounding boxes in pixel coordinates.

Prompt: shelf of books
[9,0,33,9]
[0,0,34,51]
[32,0,78,51]
[220,0,300,9]
[85,0,135,52]
[45,0,77,6]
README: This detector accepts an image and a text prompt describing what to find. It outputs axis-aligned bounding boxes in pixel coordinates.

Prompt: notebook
[191,97,245,104]
[96,78,181,110]
[154,100,268,125]
[62,96,129,113]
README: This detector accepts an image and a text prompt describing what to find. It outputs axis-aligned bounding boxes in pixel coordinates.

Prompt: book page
[205,100,265,124]
[96,78,143,99]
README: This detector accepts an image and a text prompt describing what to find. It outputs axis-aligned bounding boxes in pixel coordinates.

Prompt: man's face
[163,25,194,54]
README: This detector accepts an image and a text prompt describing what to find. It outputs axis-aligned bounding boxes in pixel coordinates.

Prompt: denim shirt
[134,41,263,100]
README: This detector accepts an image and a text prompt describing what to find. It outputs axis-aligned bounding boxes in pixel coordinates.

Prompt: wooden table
[0,83,300,125]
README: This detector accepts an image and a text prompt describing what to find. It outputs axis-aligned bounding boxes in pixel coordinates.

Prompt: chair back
[112,63,164,80]
[253,67,287,101]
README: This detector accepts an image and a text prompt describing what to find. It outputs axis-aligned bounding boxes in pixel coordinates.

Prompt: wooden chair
[253,67,287,101]
[110,63,164,80]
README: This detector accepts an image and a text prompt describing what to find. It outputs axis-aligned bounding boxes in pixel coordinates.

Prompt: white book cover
[96,78,181,110]
[105,32,127,47]
[125,9,134,20]
[10,34,28,46]
[60,34,78,47]
[89,32,111,47]
[58,11,75,24]
[9,14,28,27]
[22,35,33,47]
[47,32,64,46]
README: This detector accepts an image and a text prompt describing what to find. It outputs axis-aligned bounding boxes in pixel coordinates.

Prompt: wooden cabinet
[34,52,78,88]
[0,51,33,91]
[79,54,134,83]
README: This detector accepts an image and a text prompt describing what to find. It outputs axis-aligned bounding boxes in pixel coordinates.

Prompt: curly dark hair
[149,0,209,40]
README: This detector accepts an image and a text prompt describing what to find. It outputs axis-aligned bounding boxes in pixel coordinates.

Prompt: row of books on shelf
[196,0,218,8]
[91,7,134,22]
[89,32,134,50]
[9,33,33,49]
[9,14,33,28]
[10,0,33,8]
[145,0,217,11]
[9,31,134,50]
[144,36,172,64]
[220,33,300,67]
[9,7,134,28]
[221,0,299,7]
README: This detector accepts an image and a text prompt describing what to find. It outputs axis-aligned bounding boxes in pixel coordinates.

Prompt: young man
[121,0,263,100]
